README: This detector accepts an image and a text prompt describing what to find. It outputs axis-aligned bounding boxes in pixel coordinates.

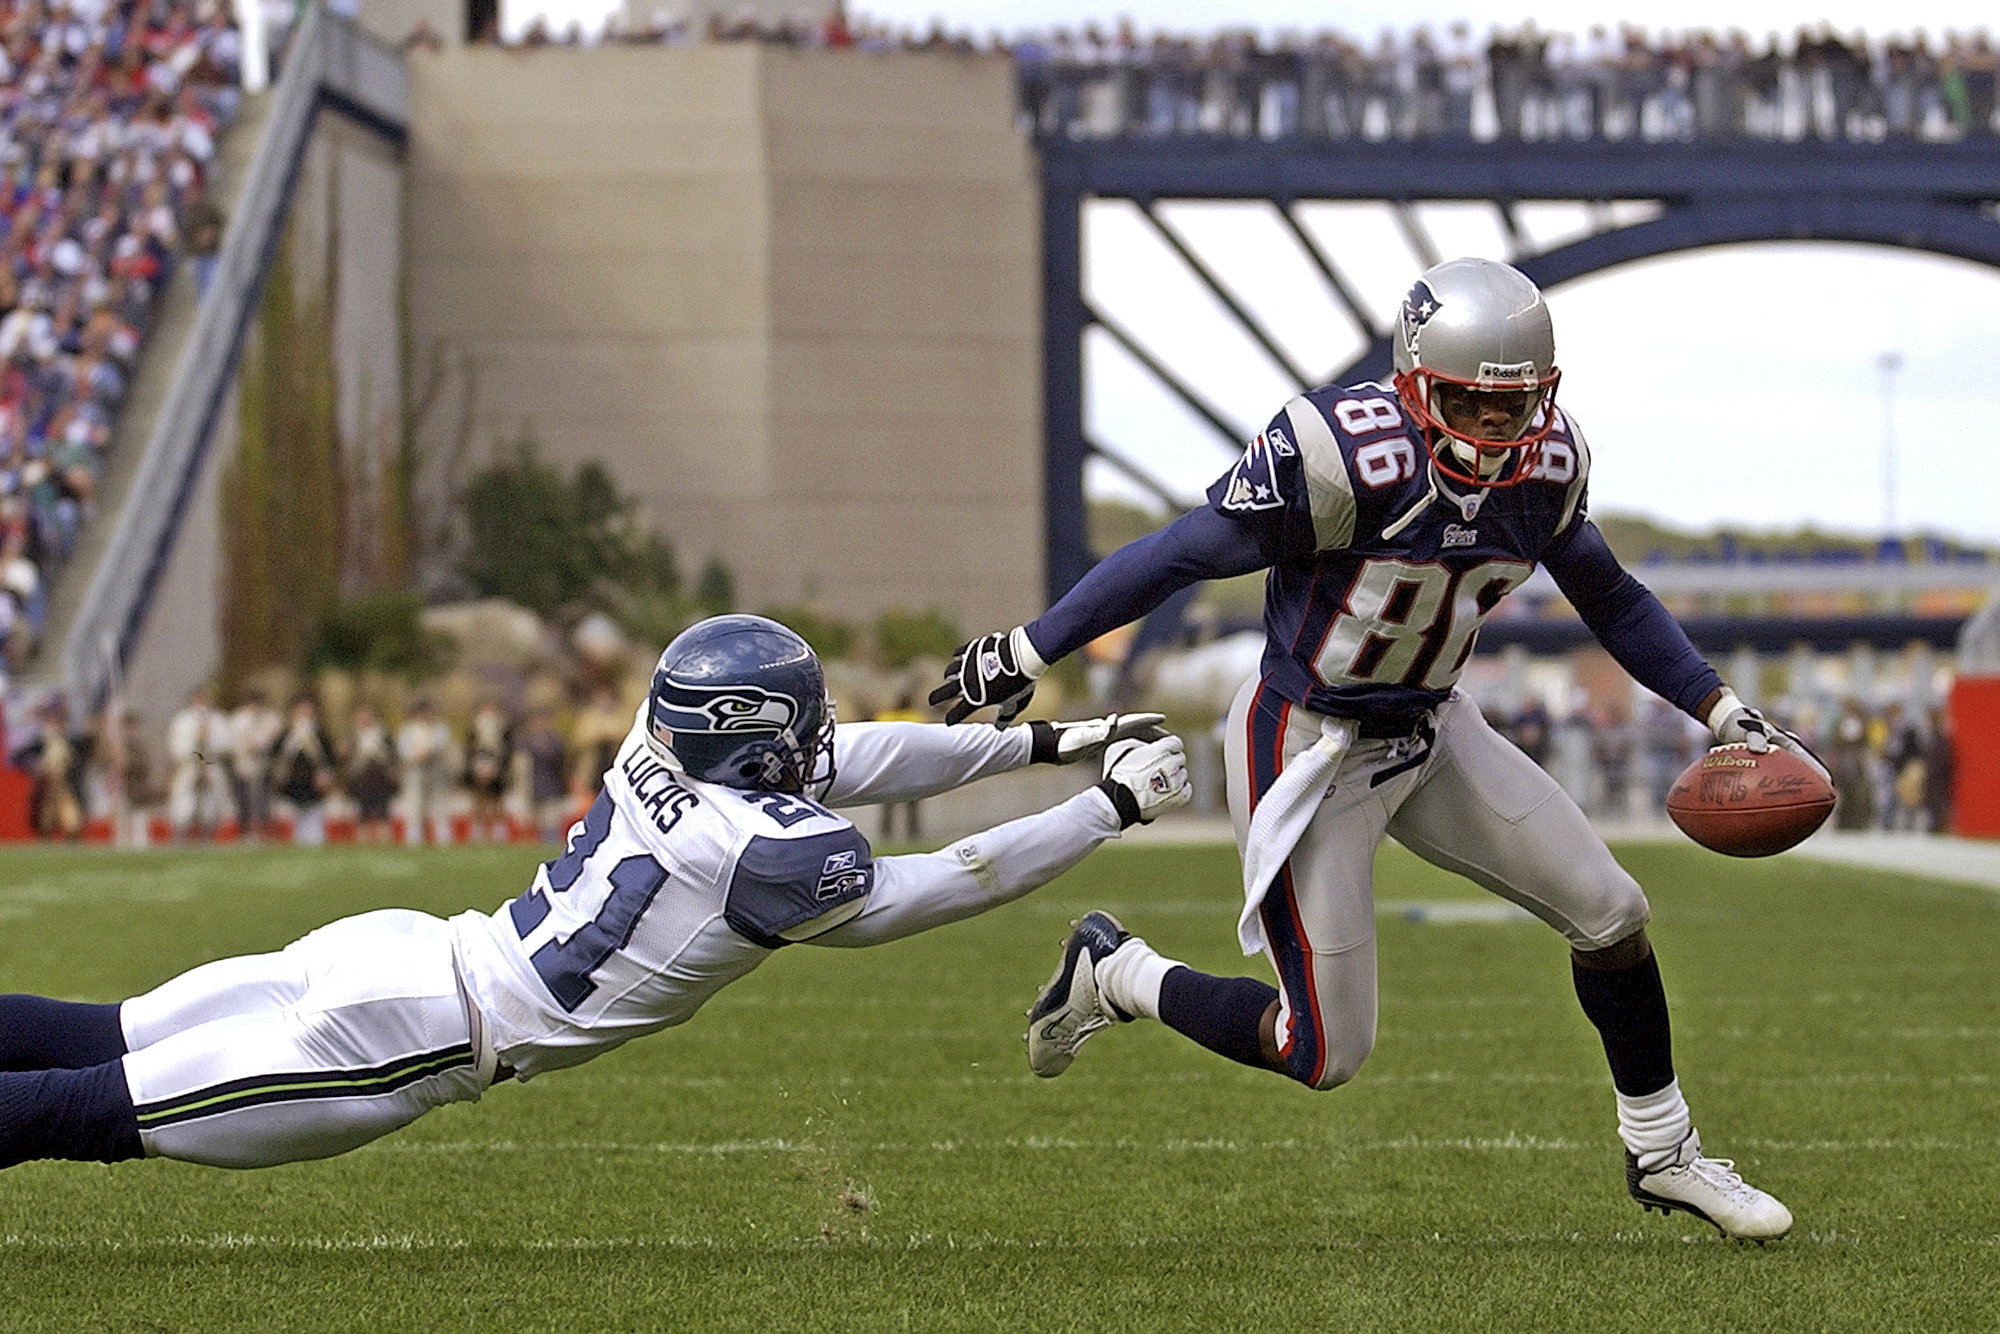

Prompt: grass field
[0,838,1995,1333]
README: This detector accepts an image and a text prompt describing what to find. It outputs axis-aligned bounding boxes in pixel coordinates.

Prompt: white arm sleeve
[807,787,1123,947]
[820,720,1035,808]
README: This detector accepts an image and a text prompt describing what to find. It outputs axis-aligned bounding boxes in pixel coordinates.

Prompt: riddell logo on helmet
[1477,361,1536,382]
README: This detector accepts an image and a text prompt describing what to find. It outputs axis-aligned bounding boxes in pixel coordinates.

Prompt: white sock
[1094,937,1177,1022]
[1617,1078,1692,1172]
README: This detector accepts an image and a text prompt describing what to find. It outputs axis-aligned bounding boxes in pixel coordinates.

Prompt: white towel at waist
[1237,716,1356,956]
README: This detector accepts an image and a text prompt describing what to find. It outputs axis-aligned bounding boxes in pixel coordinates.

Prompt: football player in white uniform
[0,615,1190,1172]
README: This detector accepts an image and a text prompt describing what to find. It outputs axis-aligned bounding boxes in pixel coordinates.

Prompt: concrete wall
[402,44,1042,636]
[122,109,405,740]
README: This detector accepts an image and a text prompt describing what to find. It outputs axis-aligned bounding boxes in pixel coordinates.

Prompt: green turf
[0,840,1995,1332]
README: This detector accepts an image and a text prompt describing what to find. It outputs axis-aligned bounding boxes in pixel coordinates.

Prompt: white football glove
[1096,734,1192,828]
[1705,689,1832,783]
[929,627,1048,725]
[1028,712,1169,766]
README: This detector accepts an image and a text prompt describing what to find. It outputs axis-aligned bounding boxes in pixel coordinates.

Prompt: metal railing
[59,5,409,712]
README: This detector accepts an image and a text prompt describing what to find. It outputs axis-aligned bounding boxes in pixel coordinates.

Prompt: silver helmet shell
[1391,257,1561,488]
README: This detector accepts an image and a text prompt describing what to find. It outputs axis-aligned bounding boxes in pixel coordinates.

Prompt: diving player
[0,614,1190,1171]
[931,258,1824,1242]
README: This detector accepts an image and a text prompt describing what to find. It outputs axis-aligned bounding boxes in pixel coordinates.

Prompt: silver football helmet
[1391,257,1561,488]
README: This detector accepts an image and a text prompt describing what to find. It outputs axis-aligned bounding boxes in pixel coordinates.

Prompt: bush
[873,606,961,669]
[307,591,456,678]
[757,603,857,661]
[457,434,733,647]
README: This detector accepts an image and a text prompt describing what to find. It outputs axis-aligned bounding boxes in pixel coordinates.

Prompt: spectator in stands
[12,694,89,841]
[1510,696,1552,769]
[566,682,626,799]
[165,684,230,841]
[872,690,927,841]
[1924,706,1955,834]
[1642,697,1694,810]
[515,706,569,840]
[226,686,281,842]
[1829,700,1875,830]
[1884,705,1932,831]
[111,704,158,840]
[1590,706,1636,819]
[272,693,335,845]
[343,703,398,843]
[462,698,513,841]
[395,695,452,845]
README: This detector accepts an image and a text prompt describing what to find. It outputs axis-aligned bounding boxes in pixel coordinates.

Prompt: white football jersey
[450,710,1103,1079]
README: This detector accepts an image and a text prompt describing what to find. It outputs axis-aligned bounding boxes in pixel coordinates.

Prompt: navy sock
[1571,952,1676,1096]
[0,1061,143,1168]
[0,996,128,1070]
[1158,966,1280,1070]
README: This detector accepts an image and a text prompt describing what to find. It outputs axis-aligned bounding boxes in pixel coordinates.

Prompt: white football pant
[1225,679,1649,1091]
[119,909,497,1168]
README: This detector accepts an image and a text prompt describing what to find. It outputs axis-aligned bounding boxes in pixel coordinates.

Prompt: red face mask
[1393,365,1563,488]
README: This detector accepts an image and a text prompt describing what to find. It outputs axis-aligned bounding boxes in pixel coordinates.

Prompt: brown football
[1665,744,1837,857]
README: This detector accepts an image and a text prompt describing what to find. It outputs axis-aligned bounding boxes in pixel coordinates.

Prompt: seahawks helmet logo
[653,680,799,735]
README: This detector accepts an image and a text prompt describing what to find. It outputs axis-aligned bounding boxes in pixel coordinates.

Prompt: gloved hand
[1028,713,1169,765]
[928,628,1047,725]
[1705,689,1832,783]
[1096,734,1193,828]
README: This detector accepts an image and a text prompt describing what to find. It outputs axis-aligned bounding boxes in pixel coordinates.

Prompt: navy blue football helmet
[645,615,835,793]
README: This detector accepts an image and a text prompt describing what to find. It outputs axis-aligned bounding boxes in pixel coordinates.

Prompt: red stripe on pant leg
[1245,681,1322,1084]
[1260,863,1326,1087]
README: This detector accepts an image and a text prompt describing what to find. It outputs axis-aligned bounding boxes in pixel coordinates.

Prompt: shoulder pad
[1548,409,1592,533]
[1285,390,1379,550]
[724,825,873,948]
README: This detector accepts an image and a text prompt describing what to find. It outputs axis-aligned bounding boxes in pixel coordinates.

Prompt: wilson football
[1664,744,1837,857]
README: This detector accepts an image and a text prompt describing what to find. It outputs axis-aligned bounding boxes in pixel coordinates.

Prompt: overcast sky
[505,0,2000,546]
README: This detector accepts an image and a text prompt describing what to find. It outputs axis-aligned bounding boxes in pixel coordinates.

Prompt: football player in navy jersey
[0,616,1189,1174]
[933,257,1826,1242]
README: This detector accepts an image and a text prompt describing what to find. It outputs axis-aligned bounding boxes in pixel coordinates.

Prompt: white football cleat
[1626,1131,1793,1242]
[1024,911,1132,1078]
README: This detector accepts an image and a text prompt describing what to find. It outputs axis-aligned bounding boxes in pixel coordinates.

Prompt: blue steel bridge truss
[1039,138,2000,652]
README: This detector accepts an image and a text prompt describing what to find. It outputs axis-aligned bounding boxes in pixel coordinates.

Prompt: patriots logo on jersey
[653,681,798,735]
[1220,430,1287,513]
[816,849,869,901]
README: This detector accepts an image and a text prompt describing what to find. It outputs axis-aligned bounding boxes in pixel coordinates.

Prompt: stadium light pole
[1877,351,1903,539]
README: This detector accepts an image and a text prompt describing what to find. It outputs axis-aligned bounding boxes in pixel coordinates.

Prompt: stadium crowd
[1482,693,1956,834]
[475,11,2000,146]
[1010,23,2000,144]
[0,678,1962,844]
[0,0,240,669]
[8,681,636,844]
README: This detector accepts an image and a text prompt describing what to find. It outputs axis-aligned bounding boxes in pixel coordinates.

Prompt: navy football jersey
[1207,381,1589,729]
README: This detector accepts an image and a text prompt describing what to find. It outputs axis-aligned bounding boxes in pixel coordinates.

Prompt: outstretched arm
[808,736,1191,946]
[1544,520,1827,778]
[931,506,1269,724]
[1542,518,1721,716]
[821,721,1033,807]
[823,715,1168,808]
[1024,505,1270,666]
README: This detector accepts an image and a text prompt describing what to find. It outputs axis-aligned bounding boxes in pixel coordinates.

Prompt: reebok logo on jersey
[1266,425,1296,457]
[1442,523,1478,548]
[816,849,869,901]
